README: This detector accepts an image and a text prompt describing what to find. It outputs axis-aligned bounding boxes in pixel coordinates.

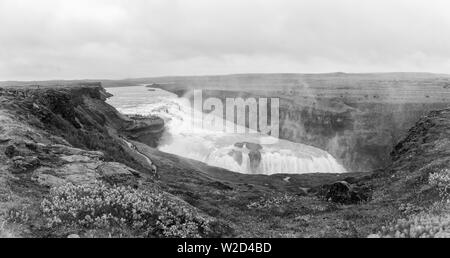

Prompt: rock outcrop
[122,115,165,147]
[0,88,144,188]
[317,181,371,204]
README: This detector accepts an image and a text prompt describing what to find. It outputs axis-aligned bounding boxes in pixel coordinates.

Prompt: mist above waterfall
[107,85,346,175]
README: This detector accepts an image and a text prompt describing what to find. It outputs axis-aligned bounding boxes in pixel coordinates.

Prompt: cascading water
[107,85,346,175]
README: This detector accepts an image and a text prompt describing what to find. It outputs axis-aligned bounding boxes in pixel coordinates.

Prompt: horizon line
[1,71,450,83]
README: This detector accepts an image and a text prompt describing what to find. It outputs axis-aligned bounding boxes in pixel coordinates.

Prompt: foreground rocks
[317,181,372,204]
[3,139,140,188]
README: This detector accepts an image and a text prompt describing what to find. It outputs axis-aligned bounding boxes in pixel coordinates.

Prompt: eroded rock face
[0,104,143,188]
[181,81,450,172]
[231,142,264,173]
[28,144,142,188]
[122,115,165,148]
[234,142,263,151]
[0,141,138,188]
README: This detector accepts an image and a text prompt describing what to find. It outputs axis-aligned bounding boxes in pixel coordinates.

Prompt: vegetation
[41,181,214,238]
[429,169,450,200]
[377,203,450,238]
[374,168,450,238]
[247,194,297,210]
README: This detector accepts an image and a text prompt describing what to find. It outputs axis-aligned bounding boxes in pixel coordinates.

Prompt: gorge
[0,73,449,238]
[140,73,450,172]
[106,85,347,175]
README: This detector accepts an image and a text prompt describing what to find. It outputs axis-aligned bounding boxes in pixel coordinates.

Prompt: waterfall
[107,85,347,175]
[202,143,346,175]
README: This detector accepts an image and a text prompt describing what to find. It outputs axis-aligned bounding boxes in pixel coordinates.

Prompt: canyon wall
[148,73,450,172]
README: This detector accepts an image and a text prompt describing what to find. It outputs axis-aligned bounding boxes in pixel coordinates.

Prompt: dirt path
[120,137,153,167]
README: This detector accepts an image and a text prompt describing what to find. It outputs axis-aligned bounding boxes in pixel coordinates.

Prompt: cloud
[1,0,450,80]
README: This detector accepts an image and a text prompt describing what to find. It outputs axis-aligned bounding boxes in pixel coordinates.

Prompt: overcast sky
[1,0,450,80]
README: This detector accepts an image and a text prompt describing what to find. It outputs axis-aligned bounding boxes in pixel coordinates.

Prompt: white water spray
[107,85,347,175]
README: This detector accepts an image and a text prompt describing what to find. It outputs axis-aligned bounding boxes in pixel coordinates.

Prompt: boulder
[10,156,40,173]
[32,163,101,187]
[318,181,371,205]
[122,116,165,147]
[96,162,139,186]
[34,173,66,187]
[5,144,22,158]
[49,144,104,158]
[4,142,45,158]
[65,173,99,185]
[60,155,94,163]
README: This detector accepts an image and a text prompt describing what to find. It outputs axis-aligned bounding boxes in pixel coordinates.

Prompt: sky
[1,0,450,80]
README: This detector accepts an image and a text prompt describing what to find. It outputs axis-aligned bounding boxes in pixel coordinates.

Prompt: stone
[297,187,310,196]
[11,156,24,162]
[65,173,99,185]
[32,163,101,187]
[151,164,159,179]
[97,162,138,185]
[34,173,66,188]
[0,138,11,144]
[318,181,371,205]
[49,144,104,159]
[48,144,85,156]
[83,151,104,159]
[11,156,40,173]
[5,145,20,158]
[67,234,80,238]
[60,155,94,163]
[59,163,99,175]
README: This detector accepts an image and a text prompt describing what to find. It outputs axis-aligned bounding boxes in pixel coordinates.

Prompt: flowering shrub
[247,194,297,209]
[373,168,450,238]
[398,203,423,216]
[429,169,450,200]
[376,207,450,238]
[41,182,212,238]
